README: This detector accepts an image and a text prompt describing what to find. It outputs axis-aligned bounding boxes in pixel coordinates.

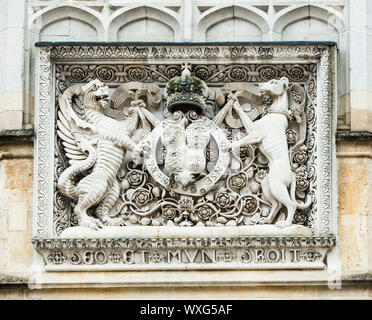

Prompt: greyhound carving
[230,77,311,228]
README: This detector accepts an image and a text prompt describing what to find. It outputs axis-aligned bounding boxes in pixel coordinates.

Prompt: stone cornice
[32,235,337,250]
[336,130,372,142]
[0,129,34,144]
[36,42,335,61]
[35,41,338,47]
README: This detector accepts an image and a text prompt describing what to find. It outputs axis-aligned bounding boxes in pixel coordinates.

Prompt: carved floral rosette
[33,43,336,270]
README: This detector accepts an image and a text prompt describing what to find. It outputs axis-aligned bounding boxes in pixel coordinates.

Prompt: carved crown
[166,63,208,114]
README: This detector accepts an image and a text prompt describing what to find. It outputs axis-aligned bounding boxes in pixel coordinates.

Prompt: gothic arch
[273,4,345,36]
[29,5,104,40]
[196,5,269,42]
[109,6,182,41]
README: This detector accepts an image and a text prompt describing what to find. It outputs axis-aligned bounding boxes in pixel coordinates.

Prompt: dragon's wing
[111,83,135,110]
[111,82,162,142]
[111,82,161,110]
[57,94,97,165]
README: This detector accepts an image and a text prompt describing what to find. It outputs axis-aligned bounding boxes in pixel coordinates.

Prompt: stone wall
[0,0,371,299]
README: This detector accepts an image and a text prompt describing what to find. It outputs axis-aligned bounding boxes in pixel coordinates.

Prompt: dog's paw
[275,221,292,229]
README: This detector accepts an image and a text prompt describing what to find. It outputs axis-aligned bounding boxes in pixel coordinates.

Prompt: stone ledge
[0,129,34,143]
[0,273,28,289]
[35,41,338,47]
[336,130,372,141]
[342,272,372,284]
[32,234,336,249]
[21,269,340,289]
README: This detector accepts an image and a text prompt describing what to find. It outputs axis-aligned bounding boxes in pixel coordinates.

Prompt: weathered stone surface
[337,141,372,273]
[0,149,33,276]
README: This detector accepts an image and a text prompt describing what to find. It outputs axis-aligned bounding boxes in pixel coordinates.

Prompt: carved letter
[255,249,265,263]
[266,249,280,263]
[168,250,181,263]
[123,250,136,264]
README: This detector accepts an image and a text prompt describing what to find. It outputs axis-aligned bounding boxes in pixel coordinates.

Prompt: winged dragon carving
[57,79,161,229]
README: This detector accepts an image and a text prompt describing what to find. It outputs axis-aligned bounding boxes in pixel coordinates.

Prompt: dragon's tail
[58,139,97,199]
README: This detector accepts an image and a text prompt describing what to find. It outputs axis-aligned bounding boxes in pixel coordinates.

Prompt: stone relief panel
[33,44,336,270]
[53,62,317,234]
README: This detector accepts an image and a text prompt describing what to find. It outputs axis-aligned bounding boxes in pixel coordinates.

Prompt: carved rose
[161,205,177,220]
[239,145,250,159]
[127,67,147,81]
[127,170,146,187]
[216,192,233,209]
[197,205,213,221]
[296,178,309,191]
[195,66,210,80]
[166,66,181,78]
[243,196,258,215]
[254,169,267,183]
[294,211,306,224]
[70,67,87,81]
[230,173,247,189]
[229,67,247,81]
[132,189,151,207]
[289,66,305,81]
[97,67,114,81]
[130,69,143,80]
[260,67,277,81]
[286,129,297,144]
[293,150,308,165]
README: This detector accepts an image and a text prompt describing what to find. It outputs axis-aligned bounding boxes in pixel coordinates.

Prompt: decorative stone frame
[32,42,337,271]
